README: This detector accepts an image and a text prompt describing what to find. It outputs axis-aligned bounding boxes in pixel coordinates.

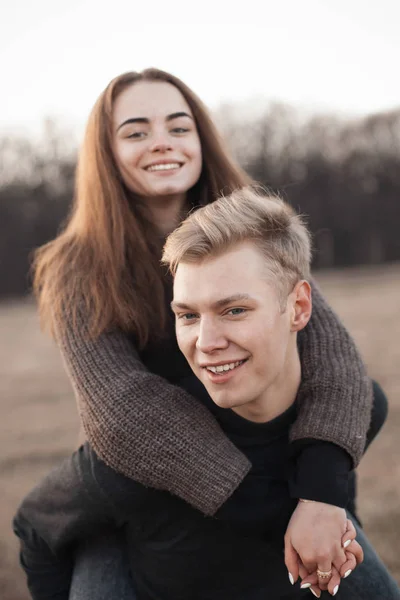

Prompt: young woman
[31,69,386,598]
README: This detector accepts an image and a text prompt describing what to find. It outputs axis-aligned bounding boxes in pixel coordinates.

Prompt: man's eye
[227,308,246,316]
[178,313,198,321]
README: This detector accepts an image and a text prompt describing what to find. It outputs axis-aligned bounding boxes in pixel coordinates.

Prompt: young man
[13,190,399,600]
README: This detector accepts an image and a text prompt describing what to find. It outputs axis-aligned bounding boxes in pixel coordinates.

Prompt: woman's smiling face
[112,80,203,211]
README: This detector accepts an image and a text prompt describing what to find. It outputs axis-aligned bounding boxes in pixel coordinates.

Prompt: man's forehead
[172,263,277,312]
[173,247,273,287]
[173,259,243,301]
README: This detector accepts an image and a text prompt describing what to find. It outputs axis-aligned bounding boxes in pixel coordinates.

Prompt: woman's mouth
[146,162,182,172]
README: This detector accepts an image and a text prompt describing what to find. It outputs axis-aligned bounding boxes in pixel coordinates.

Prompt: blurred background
[1,1,400,598]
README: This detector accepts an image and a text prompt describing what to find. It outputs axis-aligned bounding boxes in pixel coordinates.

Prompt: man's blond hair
[162,188,311,304]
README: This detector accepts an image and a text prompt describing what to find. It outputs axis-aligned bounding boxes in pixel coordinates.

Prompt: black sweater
[13,378,354,600]
[13,402,299,600]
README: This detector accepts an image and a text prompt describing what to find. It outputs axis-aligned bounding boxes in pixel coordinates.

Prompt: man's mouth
[145,162,182,172]
[205,359,247,375]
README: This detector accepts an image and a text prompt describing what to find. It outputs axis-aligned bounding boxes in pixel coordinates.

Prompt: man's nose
[196,319,228,354]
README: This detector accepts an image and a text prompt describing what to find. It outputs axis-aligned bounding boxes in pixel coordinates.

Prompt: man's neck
[232,352,301,424]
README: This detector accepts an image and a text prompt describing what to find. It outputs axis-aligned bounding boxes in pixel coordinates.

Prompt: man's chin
[210,394,241,410]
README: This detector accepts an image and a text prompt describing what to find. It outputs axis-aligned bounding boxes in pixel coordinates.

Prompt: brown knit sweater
[56,279,372,516]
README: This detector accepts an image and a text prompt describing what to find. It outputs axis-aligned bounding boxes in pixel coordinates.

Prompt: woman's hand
[299,536,364,596]
[284,502,363,595]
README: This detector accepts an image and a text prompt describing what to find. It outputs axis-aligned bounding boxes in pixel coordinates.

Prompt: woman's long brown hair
[33,68,252,348]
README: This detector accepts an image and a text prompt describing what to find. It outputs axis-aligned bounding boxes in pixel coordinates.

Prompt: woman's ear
[290,280,312,332]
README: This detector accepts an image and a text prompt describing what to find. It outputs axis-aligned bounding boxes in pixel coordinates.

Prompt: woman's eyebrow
[116,112,192,132]
[166,112,193,122]
[117,117,149,132]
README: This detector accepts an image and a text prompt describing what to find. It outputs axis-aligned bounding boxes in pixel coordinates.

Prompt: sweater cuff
[289,440,352,508]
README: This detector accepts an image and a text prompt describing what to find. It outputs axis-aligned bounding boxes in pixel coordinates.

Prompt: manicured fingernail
[344,569,352,578]
[288,572,295,585]
[310,589,321,598]
[333,584,339,596]
[301,583,312,589]
[343,539,351,548]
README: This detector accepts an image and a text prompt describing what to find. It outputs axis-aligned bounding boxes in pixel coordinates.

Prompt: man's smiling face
[172,242,311,421]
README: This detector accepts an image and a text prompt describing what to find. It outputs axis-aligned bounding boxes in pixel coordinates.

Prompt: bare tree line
[1,106,399,298]
[219,103,400,268]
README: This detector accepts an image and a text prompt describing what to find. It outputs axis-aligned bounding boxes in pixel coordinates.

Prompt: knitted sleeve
[55,308,250,517]
[290,279,373,466]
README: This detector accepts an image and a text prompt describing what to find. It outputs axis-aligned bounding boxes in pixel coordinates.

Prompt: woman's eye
[171,127,189,134]
[127,131,147,139]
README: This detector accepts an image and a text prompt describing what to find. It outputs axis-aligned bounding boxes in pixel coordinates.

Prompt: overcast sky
[2,0,400,136]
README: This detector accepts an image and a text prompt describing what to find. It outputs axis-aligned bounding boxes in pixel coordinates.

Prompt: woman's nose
[149,133,173,153]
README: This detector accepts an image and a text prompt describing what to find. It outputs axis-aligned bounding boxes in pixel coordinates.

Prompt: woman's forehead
[113,80,192,124]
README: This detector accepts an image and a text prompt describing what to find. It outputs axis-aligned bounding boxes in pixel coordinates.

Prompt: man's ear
[290,280,312,332]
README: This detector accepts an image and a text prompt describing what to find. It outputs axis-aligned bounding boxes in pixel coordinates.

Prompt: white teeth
[147,163,180,172]
[206,360,244,374]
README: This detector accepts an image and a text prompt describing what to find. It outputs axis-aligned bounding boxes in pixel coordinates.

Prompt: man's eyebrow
[212,294,253,308]
[117,112,192,133]
[170,294,253,312]
[170,301,192,311]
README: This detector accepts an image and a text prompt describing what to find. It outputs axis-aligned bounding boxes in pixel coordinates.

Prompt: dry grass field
[1,264,399,600]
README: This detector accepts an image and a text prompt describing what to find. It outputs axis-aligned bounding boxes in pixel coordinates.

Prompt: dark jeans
[69,381,393,600]
[70,528,135,600]
[337,518,400,599]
